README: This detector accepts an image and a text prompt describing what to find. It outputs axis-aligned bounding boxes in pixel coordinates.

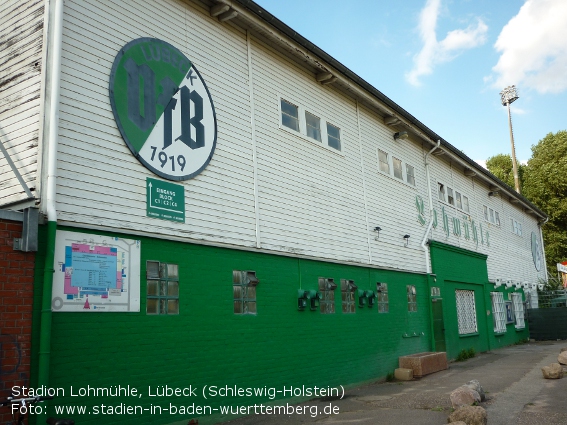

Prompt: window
[393,157,403,179]
[146,261,179,315]
[281,99,299,132]
[483,205,500,226]
[378,150,389,174]
[341,279,356,313]
[319,278,336,314]
[447,187,454,206]
[406,164,415,186]
[491,292,506,333]
[305,111,321,141]
[438,183,445,202]
[455,192,462,209]
[511,218,522,236]
[511,293,525,329]
[327,123,341,151]
[407,285,417,312]
[377,283,389,313]
[233,270,259,314]
[462,195,470,213]
[455,290,478,334]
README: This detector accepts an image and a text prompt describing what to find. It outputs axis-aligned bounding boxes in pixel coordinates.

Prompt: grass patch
[386,372,395,382]
[456,347,476,362]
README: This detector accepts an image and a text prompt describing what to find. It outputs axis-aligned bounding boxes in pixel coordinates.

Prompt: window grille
[407,285,417,312]
[393,157,403,179]
[406,164,415,186]
[455,290,477,334]
[378,150,389,174]
[377,283,389,313]
[319,278,336,314]
[146,262,179,315]
[233,270,258,315]
[511,293,525,329]
[491,292,506,333]
[341,279,356,313]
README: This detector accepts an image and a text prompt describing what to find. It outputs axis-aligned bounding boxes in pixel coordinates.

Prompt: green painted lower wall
[429,240,529,360]
[32,226,431,425]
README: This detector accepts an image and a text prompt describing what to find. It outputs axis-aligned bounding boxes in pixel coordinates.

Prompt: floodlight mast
[500,85,521,193]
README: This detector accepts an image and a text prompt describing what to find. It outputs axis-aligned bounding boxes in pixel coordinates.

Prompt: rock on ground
[464,379,485,402]
[450,386,481,408]
[541,363,563,379]
[448,406,487,425]
[558,351,567,365]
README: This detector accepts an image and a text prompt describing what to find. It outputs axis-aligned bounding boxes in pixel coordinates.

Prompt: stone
[449,422,467,425]
[448,406,487,425]
[450,386,481,408]
[394,368,413,381]
[542,363,564,379]
[398,352,448,377]
[558,351,567,365]
[560,347,567,353]
[464,379,486,402]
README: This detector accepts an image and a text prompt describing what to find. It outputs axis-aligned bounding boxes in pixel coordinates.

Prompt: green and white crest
[109,38,217,181]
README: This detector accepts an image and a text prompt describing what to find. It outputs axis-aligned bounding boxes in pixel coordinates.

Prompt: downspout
[421,140,440,352]
[421,140,441,273]
[539,217,549,280]
[38,0,63,411]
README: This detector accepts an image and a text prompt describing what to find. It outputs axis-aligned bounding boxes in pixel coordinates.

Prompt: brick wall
[0,219,35,424]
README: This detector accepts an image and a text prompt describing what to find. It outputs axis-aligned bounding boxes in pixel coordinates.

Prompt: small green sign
[146,178,185,223]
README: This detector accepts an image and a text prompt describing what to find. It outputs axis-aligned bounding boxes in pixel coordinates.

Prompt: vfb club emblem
[109,38,217,181]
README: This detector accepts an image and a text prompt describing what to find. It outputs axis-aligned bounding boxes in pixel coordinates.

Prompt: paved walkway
[221,341,567,425]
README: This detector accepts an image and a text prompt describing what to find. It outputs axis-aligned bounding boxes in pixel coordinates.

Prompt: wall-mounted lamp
[505,280,513,288]
[430,274,437,283]
[358,289,367,308]
[393,131,409,141]
[537,283,544,291]
[373,226,382,240]
[365,290,376,307]
[403,234,410,247]
[495,278,502,288]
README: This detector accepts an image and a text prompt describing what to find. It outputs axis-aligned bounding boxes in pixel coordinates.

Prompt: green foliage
[486,153,525,191]
[455,347,476,362]
[523,131,567,271]
[487,131,567,272]
[386,371,395,382]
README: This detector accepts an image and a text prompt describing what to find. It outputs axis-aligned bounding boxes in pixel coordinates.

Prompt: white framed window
[455,290,478,335]
[406,164,415,186]
[438,182,470,214]
[455,191,462,209]
[462,195,470,213]
[511,293,525,329]
[305,111,321,141]
[393,157,403,180]
[447,187,454,206]
[326,123,341,151]
[510,218,523,236]
[378,149,389,174]
[438,183,446,202]
[483,205,500,226]
[281,99,299,132]
[146,262,179,315]
[377,282,389,313]
[407,285,417,312]
[279,97,342,152]
[491,292,506,333]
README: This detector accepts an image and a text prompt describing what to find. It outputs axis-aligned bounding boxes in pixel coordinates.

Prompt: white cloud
[491,0,567,93]
[406,0,488,86]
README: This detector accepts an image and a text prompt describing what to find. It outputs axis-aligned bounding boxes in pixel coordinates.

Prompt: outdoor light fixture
[495,278,502,288]
[365,290,376,307]
[431,274,437,283]
[358,289,367,307]
[538,284,544,291]
[393,131,409,141]
[373,226,382,240]
[500,85,521,193]
[505,280,513,288]
[403,234,410,247]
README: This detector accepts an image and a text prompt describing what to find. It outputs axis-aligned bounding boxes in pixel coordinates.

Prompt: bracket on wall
[11,207,39,252]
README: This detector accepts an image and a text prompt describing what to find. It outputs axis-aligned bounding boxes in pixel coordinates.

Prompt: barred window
[407,285,417,312]
[233,271,259,315]
[146,261,179,315]
[511,293,525,329]
[319,278,336,314]
[341,279,356,313]
[456,290,477,334]
[377,283,389,313]
[491,292,506,333]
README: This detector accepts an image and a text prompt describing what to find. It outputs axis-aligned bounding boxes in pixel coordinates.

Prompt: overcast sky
[254,0,567,166]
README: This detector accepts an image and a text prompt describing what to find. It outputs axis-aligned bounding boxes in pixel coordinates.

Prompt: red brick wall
[0,219,35,423]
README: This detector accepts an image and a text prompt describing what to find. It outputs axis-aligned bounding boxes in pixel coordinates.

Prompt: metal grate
[491,292,506,333]
[456,290,477,334]
[511,293,525,329]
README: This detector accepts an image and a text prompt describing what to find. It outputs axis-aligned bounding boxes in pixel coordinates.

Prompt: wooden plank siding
[0,0,43,206]
[52,0,546,285]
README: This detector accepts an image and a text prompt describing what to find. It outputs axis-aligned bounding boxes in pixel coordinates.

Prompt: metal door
[432,298,446,352]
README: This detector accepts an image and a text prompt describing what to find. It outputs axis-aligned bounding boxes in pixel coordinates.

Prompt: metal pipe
[421,140,441,274]
[507,102,521,193]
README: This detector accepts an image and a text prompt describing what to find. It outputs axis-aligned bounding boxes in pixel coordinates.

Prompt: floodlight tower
[500,85,521,193]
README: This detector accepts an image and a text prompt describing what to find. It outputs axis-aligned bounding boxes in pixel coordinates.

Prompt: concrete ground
[221,341,567,425]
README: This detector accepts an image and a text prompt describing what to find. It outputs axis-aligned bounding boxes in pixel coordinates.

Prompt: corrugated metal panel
[0,0,43,206]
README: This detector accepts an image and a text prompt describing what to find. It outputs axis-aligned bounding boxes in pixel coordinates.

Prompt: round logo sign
[109,38,217,181]
[531,232,542,271]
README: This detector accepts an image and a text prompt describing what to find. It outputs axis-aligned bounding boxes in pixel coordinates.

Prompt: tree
[485,153,525,191]
[522,131,567,272]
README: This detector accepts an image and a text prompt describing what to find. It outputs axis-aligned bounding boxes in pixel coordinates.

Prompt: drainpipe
[421,140,441,273]
[38,0,63,411]
[539,217,549,280]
